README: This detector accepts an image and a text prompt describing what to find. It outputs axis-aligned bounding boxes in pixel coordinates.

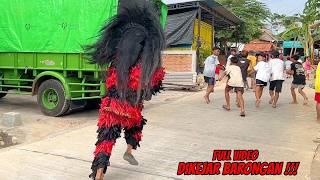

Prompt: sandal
[222,105,231,111]
[240,112,246,117]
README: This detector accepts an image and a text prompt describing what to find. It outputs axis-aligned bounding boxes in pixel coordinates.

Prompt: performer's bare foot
[95,168,105,180]
[303,99,308,105]
[272,104,277,108]
[123,152,139,165]
[204,96,210,104]
[290,101,298,104]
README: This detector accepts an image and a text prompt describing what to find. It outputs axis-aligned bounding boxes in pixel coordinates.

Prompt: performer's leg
[90,125,122,180]
[123,118,147,165]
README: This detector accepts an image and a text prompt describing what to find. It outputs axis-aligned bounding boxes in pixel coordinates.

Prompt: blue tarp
[283,41,304,49]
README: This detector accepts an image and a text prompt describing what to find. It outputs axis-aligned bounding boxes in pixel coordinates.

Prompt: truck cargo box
[0,0,118,53]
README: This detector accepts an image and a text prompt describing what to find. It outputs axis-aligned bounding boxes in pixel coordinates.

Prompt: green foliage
[215,0,271,44]
[275,0,320,62]
[304,0,320,22]
[270,13,302,34]
[199,48,212,67]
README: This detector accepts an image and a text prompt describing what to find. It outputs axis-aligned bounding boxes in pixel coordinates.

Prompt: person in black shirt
[287,55,308,105]
[237,50,250,90]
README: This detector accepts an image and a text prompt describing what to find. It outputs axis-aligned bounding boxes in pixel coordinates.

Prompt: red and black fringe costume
[86,0,165,179]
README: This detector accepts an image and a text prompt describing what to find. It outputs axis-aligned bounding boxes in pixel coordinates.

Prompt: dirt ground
[0,88,195,147]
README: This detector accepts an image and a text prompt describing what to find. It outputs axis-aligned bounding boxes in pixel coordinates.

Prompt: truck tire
[37,79,70,117]
[0,93,6,99]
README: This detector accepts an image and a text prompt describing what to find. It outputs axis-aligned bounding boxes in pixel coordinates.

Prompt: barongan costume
[87,0,165,179]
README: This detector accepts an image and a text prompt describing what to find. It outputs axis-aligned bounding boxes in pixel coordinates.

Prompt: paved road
[0,80,319,180]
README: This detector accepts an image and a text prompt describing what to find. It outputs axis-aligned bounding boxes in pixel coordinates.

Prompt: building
[162,0,241,87]
[243,29,278,53]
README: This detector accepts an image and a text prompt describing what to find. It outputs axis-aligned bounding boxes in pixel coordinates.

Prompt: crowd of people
[203,48,310,117]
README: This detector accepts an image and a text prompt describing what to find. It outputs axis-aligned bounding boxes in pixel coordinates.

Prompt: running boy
[219,57,246,117]
[254,52,271,107]
[203,47,221,104]
[287,55,308,105]
[269,51,285,108]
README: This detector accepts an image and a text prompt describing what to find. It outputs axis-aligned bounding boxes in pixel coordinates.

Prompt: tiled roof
[243,42,274,52]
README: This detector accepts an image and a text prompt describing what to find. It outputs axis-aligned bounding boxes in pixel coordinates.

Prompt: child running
[219,57,246,117]
[287,55,308,105]
[254,52,271,107]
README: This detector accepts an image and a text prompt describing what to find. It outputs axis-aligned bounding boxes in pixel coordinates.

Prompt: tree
[304,0,320,21]
[281,14,319,63]
[215,0,271,53]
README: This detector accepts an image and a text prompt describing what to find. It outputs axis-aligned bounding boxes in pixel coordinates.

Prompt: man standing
[238,50,250,90]
[287,55,308,105]
[203,47,221,104]
[269,51,285,108]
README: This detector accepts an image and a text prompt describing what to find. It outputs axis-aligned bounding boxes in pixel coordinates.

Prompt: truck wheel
[37,79,70,117]
[0,93,6,99]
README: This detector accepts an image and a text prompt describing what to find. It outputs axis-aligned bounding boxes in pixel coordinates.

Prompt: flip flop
[240,112,246,117]
[222,105,231,111]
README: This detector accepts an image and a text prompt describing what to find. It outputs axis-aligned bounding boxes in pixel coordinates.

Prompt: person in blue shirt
[203,47,223,104]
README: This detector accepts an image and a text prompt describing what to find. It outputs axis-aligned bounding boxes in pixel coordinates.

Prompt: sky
[259,0,307,16]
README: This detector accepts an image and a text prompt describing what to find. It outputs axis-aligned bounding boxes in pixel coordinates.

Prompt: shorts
[315,93,320,103]
[226,85,244,94]
[256,79,267,87]
[291,84,305,89]
[306,70,311,74]
[269,80,284,93]
[204,76,215,86]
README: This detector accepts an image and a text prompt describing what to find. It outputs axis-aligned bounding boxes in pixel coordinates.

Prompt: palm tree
[281,0,320,63]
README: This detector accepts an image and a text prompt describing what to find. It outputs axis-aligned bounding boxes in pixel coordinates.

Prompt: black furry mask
[86,0,165,102]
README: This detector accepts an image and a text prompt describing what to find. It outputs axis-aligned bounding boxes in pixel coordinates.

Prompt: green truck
[0,0,167,117]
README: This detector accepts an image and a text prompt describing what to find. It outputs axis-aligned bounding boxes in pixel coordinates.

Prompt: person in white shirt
[268,51,285,108]
[219,56,246,117]
[203,47,221,104]
[254,52,271,107]
[226,48,237,68]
